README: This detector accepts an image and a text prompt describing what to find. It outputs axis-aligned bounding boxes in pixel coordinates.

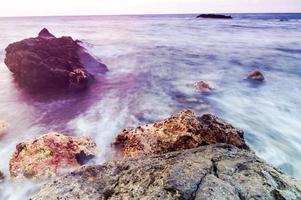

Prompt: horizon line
[0,11,300,18]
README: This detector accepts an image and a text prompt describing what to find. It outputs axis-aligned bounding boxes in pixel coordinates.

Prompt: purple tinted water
[0,14,301,199]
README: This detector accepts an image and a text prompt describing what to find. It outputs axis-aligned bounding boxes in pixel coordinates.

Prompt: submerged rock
[197,14,232,19]
[113,110,249,158]
[0,120,9,137]
[9,132,97,180]
[247,70,265,81]
[31,144,301,200]
[194,80,213,93]
[4,28,108,91]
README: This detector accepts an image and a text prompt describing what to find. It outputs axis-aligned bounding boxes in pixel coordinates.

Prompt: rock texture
[0,120,9,137]
[113,110,249,158]
[31,144,301,200]
[4,28,107,90]
[194,81,213,93]
[9,132,97,180]
[247,70,265,81]
[197,14,232,19]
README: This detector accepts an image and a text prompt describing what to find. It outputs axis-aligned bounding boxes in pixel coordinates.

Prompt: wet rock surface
[4,28,107,91]
[113,110,249,158]
[31,144,301,200]
[9,132,97,180]
[0,120,9,137]
[247,70,265,81]
[194,80,213,93]
[197,14,232,19]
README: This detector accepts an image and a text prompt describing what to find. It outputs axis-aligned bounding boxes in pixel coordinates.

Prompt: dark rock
[0,171,4,183]
[113,110,249,158]
[31,144,301,200]
[38,28,55,38]
[4,28,108,91]
[247,70,265,81]
[197,14,232,19]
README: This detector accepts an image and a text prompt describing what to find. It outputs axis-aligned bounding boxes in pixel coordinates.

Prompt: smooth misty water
[0,13,301,199]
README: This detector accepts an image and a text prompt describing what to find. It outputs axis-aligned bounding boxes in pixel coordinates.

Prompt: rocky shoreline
[1,110,299,199]
[1,28,300,199]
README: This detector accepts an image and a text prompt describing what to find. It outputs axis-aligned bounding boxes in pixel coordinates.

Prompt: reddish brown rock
[194,80,213,93]
[113,110,249,158]
[4,28,107,91]
[9,132,97,180]
[247,70,265,81]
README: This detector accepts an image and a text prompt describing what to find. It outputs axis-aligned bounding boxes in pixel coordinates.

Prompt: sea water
[0,13,300,199]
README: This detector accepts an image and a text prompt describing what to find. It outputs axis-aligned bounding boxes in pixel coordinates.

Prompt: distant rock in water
[247,70,265,81]
[197,14,232,19]
[0,120,9,137]
[9,132,97,180]
[4,28,108,91]
[0,171,4,183]
[194,80,213,93]
[113,110,249,158]
[31,144,301,200]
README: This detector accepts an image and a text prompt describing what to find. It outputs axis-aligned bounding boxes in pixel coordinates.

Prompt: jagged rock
[247,70,265,81]
[9,132,97,180]
[31,144,301,200]
[0,120,9,137]
[194,81,213,93]
[4,28,107,91]
[197,14,232,19]
[113,110,249,158]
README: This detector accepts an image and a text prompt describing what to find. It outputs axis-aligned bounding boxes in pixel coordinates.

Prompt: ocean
[0,13,301,199]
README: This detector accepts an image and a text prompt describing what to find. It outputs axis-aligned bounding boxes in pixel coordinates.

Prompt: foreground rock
[247,70,265,81]
[0,120,9,137]
[197,14,232,19]
[194,80,213,93]
[32,144,301,200]
[4,28,108,91]
[9,132,97,180]
[113,110,248,158]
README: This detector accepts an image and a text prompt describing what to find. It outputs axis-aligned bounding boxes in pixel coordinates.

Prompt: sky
[0,0,300,17]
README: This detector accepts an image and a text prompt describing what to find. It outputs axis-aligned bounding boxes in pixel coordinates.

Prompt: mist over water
[0,13,301,199]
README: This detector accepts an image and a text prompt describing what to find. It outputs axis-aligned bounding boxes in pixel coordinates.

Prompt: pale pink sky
[0,0,300,17]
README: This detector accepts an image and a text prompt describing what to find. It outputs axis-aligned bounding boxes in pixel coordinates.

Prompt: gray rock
[31,144,301,200]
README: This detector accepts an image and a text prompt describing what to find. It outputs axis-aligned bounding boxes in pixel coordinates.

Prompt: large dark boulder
[31,144,301,200]
[4,28,108,91]
[197,14,232,19]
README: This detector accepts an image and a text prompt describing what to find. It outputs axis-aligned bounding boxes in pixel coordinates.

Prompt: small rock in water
[4,28,108,91]
[0,120,9,137]
[0,171,4,183]
[194,80,213,93]
[9,132,97,180]
[247,70,265,81]
[197,14,232,19]
[113,109,249,158]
